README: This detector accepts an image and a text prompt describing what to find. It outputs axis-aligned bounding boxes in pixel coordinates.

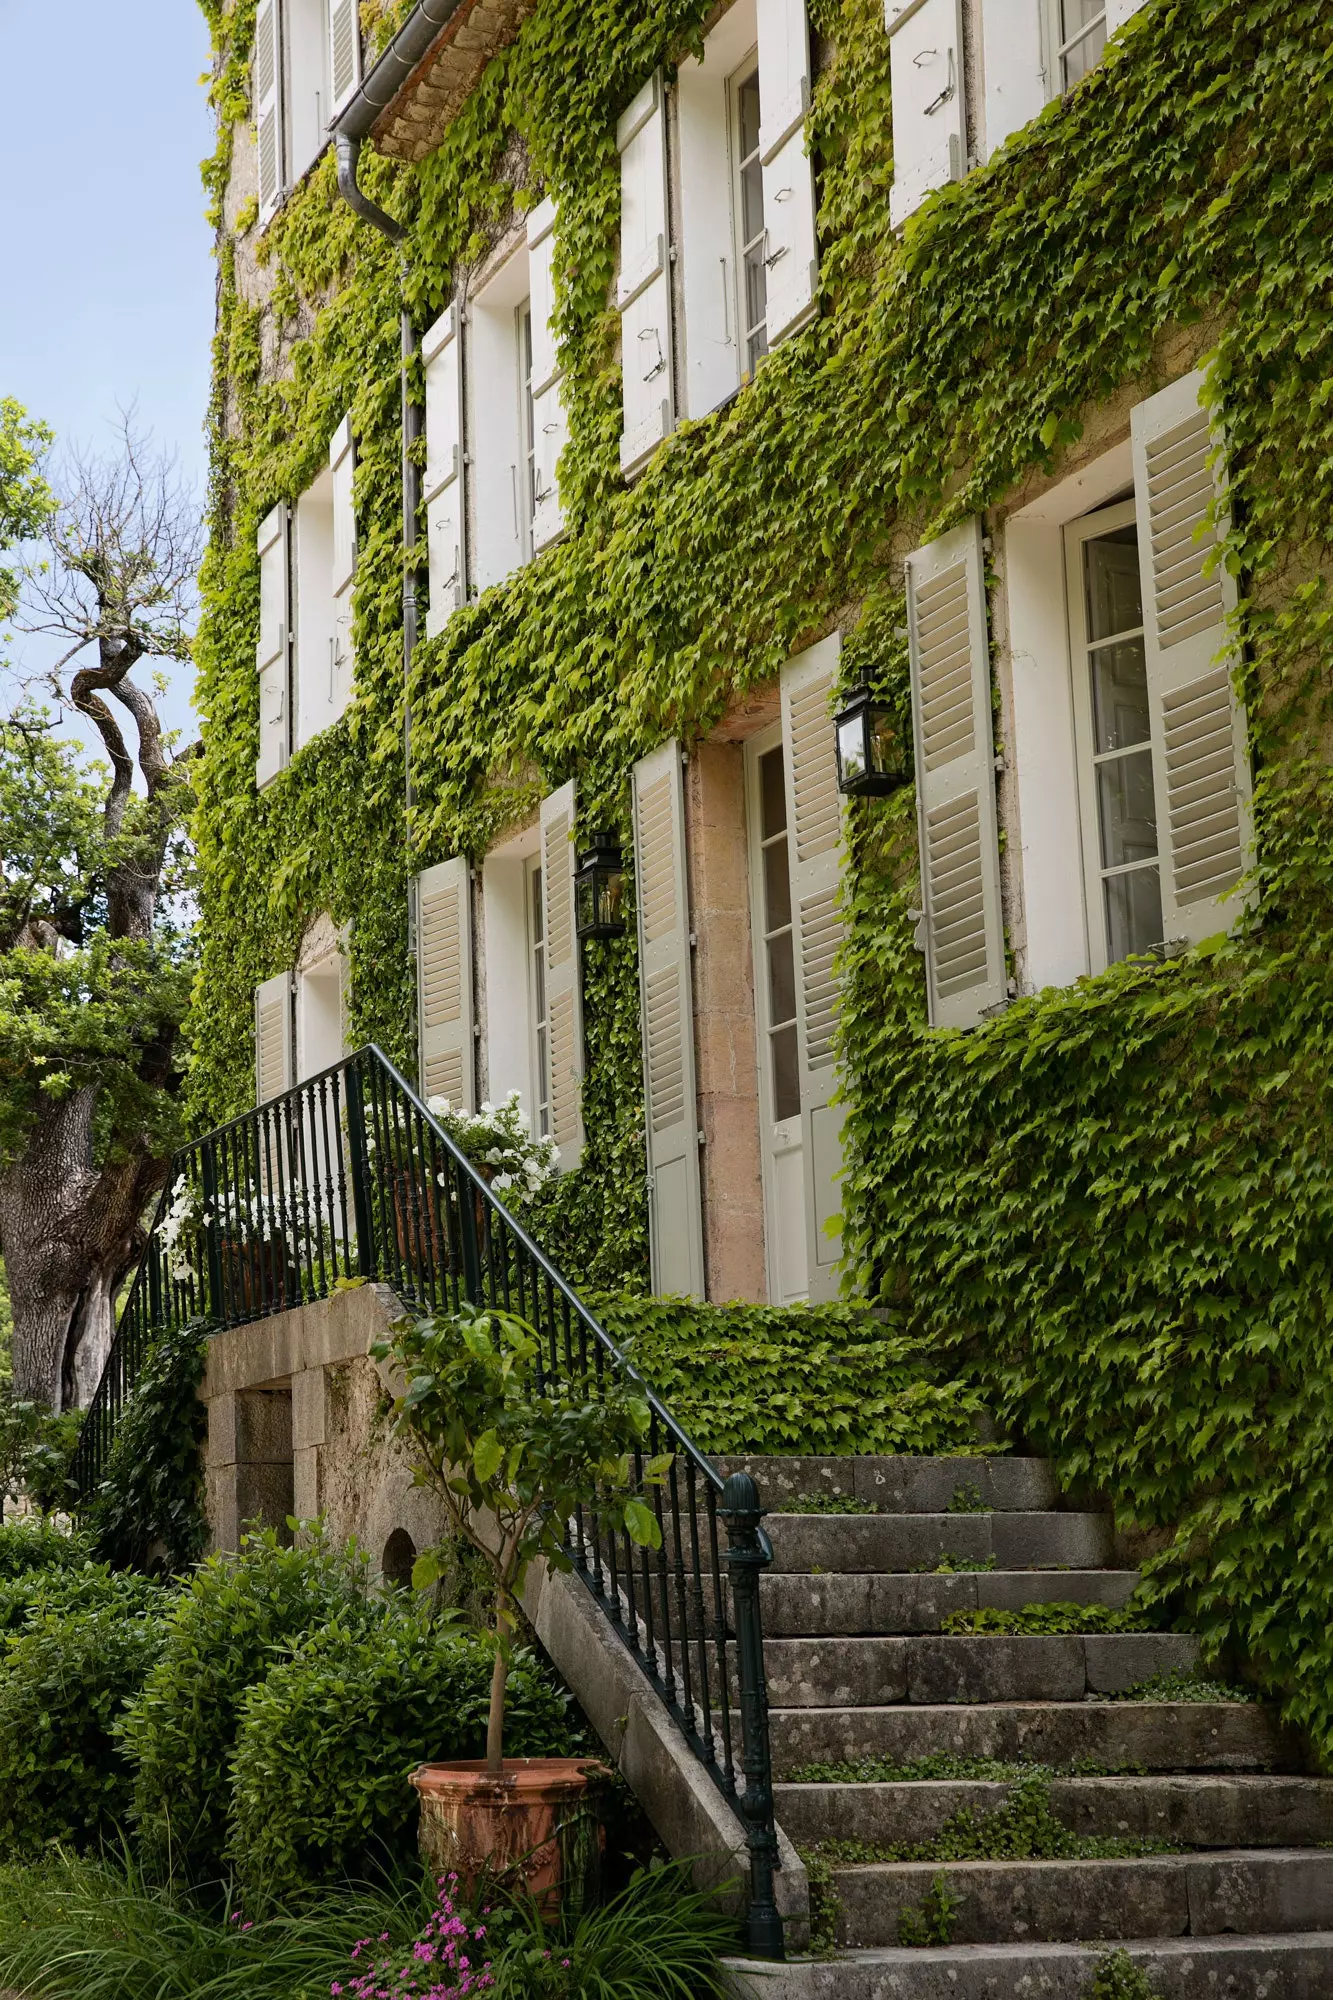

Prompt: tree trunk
[0,1085,154,1411]
[486,1589,510,1777]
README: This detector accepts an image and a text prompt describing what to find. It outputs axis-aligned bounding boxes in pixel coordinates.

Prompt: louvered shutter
[528,200,567,553]
[255,972,294,1106]
[329,0,362,113]
[1131,371,1250,948]
[632,742,705,1300]
[616,74,675,477]
[757,0,819,344]
[905,518,1007,1028]
[416,858,475,1110]
[424,303,465,635]
[256,503,289,788]
[540,782,584,1171]
[887,0,967,230]
[329,416,356,721]
[254,0,283,223]
[779,638,845,1301]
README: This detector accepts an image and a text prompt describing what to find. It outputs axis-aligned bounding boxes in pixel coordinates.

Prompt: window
[525,854,552,1139]
[1065,503,1163,963]
[756,745,799,1123]
[731,62,769,381]
[1048,0,1108,89]
[253,0,361,223]
[518,305,537,564]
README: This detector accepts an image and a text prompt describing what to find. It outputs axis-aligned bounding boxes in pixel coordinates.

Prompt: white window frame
[727,50,768,384]
[524,852,552,1140]
[479,818,579,1170]
[292,465,335,753]
[1040,0,1109,96]
[467,240,532,593]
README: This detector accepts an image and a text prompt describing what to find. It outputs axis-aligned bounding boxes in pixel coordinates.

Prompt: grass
[773,1493,877,1515]
[1113,1666,1254,1703]
[940,1601,1154,1635]
[786,1753,1148,1784]
[0,1851,737,2000]
[910,1553,997,1574]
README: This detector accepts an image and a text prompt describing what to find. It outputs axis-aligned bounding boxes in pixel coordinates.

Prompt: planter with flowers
[372,1300,668,1911]
[415,1091,559,1270]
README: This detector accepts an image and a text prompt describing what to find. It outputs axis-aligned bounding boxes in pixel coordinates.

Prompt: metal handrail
[72,1043,783,1957]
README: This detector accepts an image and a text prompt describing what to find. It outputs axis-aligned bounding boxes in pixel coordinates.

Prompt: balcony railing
[73,1044,784,1957]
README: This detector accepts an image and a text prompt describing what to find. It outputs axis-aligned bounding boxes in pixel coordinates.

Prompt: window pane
[759,748,786,840]
[1104,865,1162,963]
[763,836,792,930]
[1096,749,1158,871]
[768,927,797,1028]
[741,155,765,249]
[1090,637,1151,754]
[771,1023,800,1123]
[1083,523,1142,644]
[529,863,543,945]
[737,70,761,161]
[744,249,769,370]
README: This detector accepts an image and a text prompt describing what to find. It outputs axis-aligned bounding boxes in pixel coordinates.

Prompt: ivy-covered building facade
[194,0,1333,1765]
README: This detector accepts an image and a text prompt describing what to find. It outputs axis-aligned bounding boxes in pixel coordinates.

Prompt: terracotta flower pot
[411,1757,609,1911]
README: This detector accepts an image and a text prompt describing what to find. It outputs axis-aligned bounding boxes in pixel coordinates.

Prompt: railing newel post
[720,1471,784,1962]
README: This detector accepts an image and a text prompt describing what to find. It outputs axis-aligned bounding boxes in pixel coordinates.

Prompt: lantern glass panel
[837,712,869,786]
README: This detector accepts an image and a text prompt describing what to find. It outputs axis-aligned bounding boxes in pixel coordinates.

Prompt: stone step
[823,1849,1333,1949]
[769,1701,1298,1778]
[715,1455,1061,1515]
[723,1932,1333,1999]
[763,1511,1113,1574]
[776,1774,1333,1850]
[758,1566,1142,1637]
[764,1631,1199,1706]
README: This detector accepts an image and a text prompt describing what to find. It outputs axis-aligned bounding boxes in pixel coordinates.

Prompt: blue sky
[0,0,215,739]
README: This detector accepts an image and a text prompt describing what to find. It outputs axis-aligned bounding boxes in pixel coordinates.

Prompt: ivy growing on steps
[193,0,1333,1759]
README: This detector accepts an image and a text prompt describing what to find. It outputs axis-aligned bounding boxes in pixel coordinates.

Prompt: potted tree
[371,1300,669,1906]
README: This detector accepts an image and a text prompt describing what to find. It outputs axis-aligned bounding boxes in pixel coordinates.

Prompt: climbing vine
[192,0,1333,1756]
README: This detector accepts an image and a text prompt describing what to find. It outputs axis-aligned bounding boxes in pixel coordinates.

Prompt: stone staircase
[720,1454,1333,1998]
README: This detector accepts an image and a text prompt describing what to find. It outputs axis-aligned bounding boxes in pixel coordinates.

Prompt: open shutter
[540,782,584,1171]
[424,303,465,634]
[329,416,356,721]
[416,858,475,1110]
[329,0,362,114]
[980,0,1047,159]
[632,742,705,1300]
[757,0,818,344]
[887,0,967,230]
[255,972,294,1106]
[1107,0,1147,26]
[1131,370,1250,949]
[528,200,567,553]
[906,517,1007,1028]
[256,503,289,788]
[254,0,284,223]
[780,638,845,1301]
[616,73,675,476]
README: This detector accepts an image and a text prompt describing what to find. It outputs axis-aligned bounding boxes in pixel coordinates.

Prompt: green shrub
[0,1561,164,1638]
[82,1321,209,1575]
[228,1610,575,1904]
[119,1528,374,1883]
[480,1859,736,1999]
[0,1600,167,1854]
[591,1294,991,1457]
[0,1517,94,1577]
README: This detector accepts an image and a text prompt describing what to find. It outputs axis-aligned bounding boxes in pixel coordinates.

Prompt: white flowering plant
[158,1176,304,1283]
[424,1090,559,1208]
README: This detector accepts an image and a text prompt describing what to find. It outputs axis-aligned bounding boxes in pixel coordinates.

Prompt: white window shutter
[416,857,475,1110]
[632,742,705,1300]
[329,416,356,721]
[254,0,284,223]
[1106,0,1147,27]
[527,199,567,552]
[329,0,362,114]
[887,0,967,230]
[616,73,675,477]
[424,303,465,635]
[757,0,819,344]
[256,502,289,788]
[255,972,294,1106]
[1131,370,1250,949]
[540,781,584,1171]
[779,637,846,1302]
[906,518,1007,1028]
[979,0,1047,158]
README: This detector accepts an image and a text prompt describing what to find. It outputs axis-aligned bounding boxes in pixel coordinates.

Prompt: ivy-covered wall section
[193,0,1333,1755]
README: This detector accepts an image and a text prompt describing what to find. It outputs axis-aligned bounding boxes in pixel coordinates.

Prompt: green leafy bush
[228,1611,574,1904]
[591,1295,992,1457]
[0,1517,94,1577]
[0,1560,164,1638]
[0,1600,167,1854]
[82,1321,209,1575]
[119,1528,374,1883]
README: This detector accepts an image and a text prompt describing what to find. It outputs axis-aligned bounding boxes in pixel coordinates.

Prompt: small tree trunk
[487,1587,510,1777]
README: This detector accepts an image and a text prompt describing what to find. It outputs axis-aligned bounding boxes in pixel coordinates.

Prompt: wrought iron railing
[73,1044,783,1957]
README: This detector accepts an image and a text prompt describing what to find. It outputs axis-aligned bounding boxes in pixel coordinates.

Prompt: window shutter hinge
[994,754,1007,774]
[697,1128,706,1146]
[473,1023,482,1037]
[689,930,698,947]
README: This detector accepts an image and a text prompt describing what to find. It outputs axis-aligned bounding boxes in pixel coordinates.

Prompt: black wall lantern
[575,833,627,940]
[834,685,910,797]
